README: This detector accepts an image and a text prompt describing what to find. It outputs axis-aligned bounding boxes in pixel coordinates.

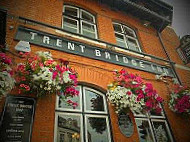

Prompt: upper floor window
[113,22,141,52]
[62,5,97,39]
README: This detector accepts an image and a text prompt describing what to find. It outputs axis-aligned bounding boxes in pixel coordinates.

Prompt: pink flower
[126,91,132,96]
[65,87,79,97]
[145,101,153,108]
[44,59,55,66]
[72,102,78,109]
[119,69,126,75]
[53,71,58,80]
[137,93,144,101]
[67,99,78,109]
[21,76,26,81]
[25,85,30,91]
[155,107,162,114]
[156,96,163,103]
[17,64,26,72]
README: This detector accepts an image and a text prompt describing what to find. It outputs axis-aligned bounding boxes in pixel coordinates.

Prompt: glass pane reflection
[86,116,110,142]
[152,120,172,142]
[58,87,81,110]
[57,114,81,142]
[84,89,105,112]
[135,118,154,142]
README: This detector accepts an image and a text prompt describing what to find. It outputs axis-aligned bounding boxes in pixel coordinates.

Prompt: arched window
[113,22,141,52]
[134,105,174,142]
[54,85,112,142]
[62,5,97,39]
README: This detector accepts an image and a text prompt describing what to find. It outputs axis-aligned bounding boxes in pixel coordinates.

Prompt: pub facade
[0,0,190,142]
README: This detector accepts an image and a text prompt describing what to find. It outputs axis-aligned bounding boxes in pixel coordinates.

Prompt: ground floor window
[134,105,174,142]
[54,85,112,142]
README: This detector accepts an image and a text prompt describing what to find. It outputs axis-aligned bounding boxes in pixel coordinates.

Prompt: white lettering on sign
[56,39,62,47]
[79,45,85,53]
[105,52,111,59]
[131,59,137,66]
[151,65,156,71]
[43,36,50,44]
[95,50,101,57]
[139,61,145,68]
[30,32,37,40]
[163,68,169,74]
[15,27,174,77]
[157,66,163,72]
[115,55,119,61]
[68,42,75,50]
[123,57,129,63]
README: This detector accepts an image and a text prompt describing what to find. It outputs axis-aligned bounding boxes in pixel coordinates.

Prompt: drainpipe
[157,31,182,85]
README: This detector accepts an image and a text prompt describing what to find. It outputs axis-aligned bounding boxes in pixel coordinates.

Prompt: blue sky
[164,0,190,38]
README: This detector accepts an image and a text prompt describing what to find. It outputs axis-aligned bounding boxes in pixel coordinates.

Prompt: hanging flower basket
[15,51,79,107]
[106,69,163,114]
[0,52,15,98]
[168,84,190,115]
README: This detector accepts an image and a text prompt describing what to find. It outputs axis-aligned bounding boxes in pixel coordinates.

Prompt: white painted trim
[175,64,190,71]
[55,29,106,46]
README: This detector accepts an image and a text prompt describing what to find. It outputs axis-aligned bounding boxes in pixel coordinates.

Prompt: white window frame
[135,118,156,142]
[134,104,174,142]
[113,22,142,52]
[83,86,108,114]
[54,112,83,142]
[85,114,112,142]
[54,85,111,142]
[62,5,98,39]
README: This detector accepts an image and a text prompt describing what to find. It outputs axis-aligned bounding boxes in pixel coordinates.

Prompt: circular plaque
[118,112,134,137]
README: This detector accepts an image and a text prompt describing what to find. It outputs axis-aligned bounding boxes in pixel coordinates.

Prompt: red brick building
[0,0,190,142]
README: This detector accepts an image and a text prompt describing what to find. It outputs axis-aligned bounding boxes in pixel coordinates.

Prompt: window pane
[123,26,136,38]
[64,6,78,17]
[82,22,96,38]
[126,37,140,52]
[58,87,81,111]
[82,22,95,32]
[84,89,106,112]
[113,23,122,33]
[56,114,82,142]
[86,116,110,142]
[63,17,78,33]
[135,118,155,142]
[82,30,96,38]
[115,33,126,48]
[81,10,94,23]
[152,120,173,142]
